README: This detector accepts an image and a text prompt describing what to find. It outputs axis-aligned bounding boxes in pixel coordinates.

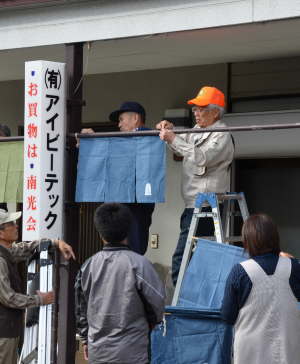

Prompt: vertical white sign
[23,61,65,241]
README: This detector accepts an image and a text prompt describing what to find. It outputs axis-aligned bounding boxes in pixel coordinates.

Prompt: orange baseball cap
[188,86,225,107]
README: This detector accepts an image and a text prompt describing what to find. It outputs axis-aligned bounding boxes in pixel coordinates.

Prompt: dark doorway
[234,158,300,259]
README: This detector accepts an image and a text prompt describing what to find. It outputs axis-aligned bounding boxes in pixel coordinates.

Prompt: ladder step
[22,347,38,364]
[194,212,217,218]
[229,212,242,217]
[195,212,242,218]
[216,195,243,200]
[225,237,243,242]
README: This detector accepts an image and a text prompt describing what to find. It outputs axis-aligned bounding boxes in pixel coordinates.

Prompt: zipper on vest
[11,312,13,328]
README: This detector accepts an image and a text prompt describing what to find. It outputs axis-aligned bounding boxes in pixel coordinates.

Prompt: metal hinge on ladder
[172,192,250,306]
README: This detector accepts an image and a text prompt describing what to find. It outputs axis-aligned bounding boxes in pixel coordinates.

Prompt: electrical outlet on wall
[151,234,158,249]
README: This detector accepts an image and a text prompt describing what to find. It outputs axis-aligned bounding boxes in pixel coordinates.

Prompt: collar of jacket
[134,126,152,131]
[0,243,16,264]
[103,243,132,251]
[193,119,224,143]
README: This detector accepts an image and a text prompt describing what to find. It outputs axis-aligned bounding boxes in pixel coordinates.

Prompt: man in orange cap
[156,86,234,286]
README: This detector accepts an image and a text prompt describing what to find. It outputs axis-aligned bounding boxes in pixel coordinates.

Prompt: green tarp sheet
[0,142,24,203]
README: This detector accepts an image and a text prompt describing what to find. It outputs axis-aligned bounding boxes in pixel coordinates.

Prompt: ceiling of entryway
[0,17,300,80]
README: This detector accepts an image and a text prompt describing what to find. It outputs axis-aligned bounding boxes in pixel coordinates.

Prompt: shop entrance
[234,158,300,259]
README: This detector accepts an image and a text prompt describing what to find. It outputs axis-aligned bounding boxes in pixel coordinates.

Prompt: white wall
[7,203,17,213]
[231,57,300,99]
[0,0,300,50]
[224,110,300,158]
[82,63,228,265]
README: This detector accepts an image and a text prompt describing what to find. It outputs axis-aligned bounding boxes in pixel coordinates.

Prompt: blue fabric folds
[75,136,166,203]
[178,239,249,309]
[75,138,108,202]
[151,307,233,364]
[151,239,249,364]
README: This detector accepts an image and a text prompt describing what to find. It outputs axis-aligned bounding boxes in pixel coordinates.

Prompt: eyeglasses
[0,221,16,230]
[192,107,212,114]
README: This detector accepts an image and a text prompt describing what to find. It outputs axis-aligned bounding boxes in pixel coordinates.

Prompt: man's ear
[0,230,4,240]
[213,108,220,119]
[101,236,108,245]
[133,113,139,124]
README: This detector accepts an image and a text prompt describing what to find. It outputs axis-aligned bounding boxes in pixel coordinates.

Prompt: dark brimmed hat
[109,102,146,122]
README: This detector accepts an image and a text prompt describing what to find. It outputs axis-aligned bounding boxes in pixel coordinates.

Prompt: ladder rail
[31,326,37,364]
[238,194,250,221]
[29,261,37,364]
[171,207,201,306]
[221,200,230,241]
[38,250,48,364]
[212,203,224,244]
[20,260,36,364]
[46,263,53,364]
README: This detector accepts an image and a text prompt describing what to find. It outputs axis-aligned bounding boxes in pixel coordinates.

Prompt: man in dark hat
[81,102,154,256]
[0,124,11,137]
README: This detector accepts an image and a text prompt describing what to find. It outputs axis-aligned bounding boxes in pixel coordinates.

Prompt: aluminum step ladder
[172,192,250,306]
[19,240,54,364]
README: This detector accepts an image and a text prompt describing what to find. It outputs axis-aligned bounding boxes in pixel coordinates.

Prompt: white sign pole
[23,61,66,241]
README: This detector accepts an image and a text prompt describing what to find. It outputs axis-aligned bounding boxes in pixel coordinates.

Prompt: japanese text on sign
[23,61,65,240]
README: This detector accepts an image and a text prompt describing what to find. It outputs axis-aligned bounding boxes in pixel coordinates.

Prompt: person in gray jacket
[75,202,166,364]
[157,86,234,286]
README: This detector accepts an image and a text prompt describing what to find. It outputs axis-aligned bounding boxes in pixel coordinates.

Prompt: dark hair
[0,124,11,137]
[94,203,132,244]
[242,214,281,258]
[0,203,8,212]
[129,111,146,125]
[137,113,146,124]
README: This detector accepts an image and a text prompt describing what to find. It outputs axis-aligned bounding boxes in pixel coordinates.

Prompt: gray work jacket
[168,119,234,208]
[75,244,166,364]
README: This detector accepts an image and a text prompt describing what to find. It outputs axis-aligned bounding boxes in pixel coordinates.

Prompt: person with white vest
[156,86,234,286]
[221,213,300,364]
